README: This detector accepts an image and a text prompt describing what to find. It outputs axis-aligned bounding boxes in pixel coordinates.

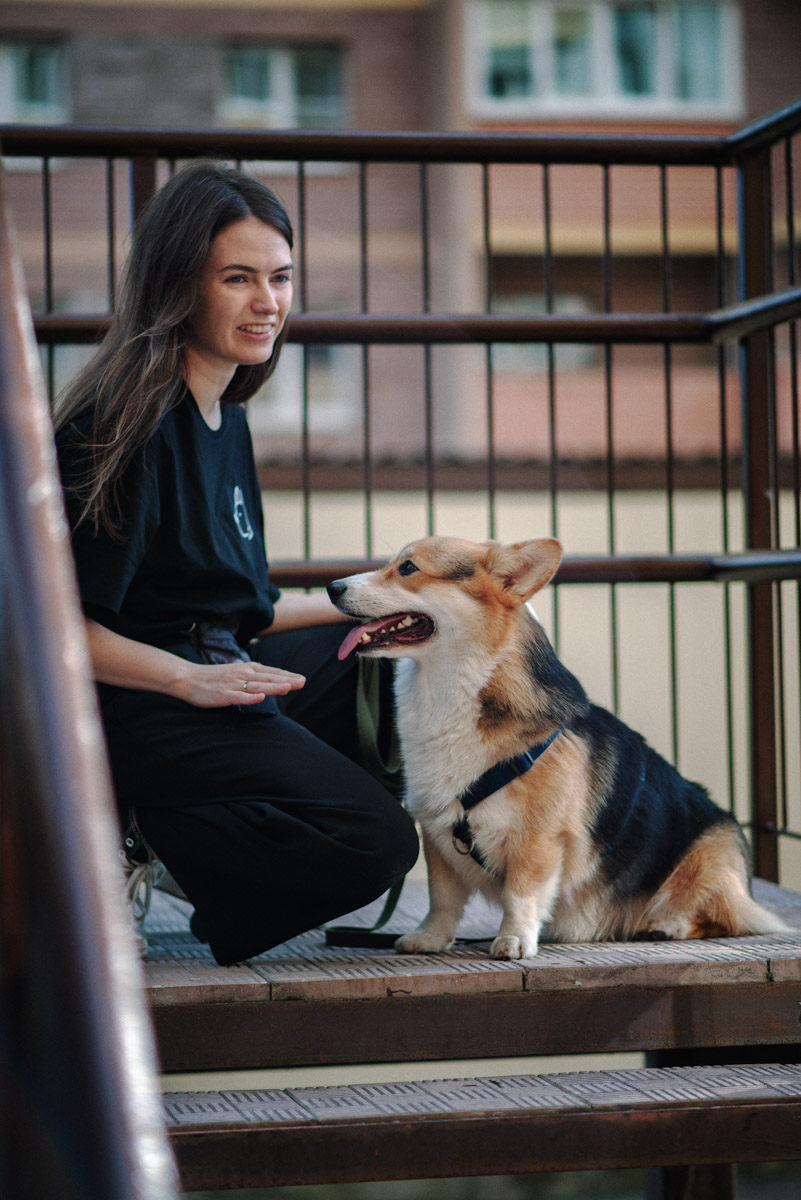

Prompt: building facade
[0,0,799,465]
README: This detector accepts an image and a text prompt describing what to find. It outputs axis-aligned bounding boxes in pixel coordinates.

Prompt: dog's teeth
[360,632,371,643]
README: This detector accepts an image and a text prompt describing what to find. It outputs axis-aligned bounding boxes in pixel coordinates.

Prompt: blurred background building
[1,1,799,468]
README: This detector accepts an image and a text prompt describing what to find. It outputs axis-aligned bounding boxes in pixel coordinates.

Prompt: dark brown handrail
[707,284,801,343]
[32,310,712,346]
[271,549,801,590]
[31,293,801,350]
[723,96,801,158]
[2,98,798,166]
[0,168,177,1199]
[0,123,729,166]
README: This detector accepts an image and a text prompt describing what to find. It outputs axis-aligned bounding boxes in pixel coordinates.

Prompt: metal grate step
[165,1062,801,1190]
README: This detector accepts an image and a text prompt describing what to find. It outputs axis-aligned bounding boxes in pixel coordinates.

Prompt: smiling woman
[51,161,418,966]
[185,216,294,428]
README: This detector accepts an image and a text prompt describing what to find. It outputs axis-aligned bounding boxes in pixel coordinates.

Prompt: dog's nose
[327,579,347,602]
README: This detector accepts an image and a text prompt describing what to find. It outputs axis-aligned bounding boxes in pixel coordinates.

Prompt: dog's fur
[329,536,787,959]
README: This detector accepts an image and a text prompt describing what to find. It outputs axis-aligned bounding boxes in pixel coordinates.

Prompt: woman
[55,161,418,966]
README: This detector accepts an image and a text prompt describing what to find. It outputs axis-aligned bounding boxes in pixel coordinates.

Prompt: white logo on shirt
[233,486,255,540]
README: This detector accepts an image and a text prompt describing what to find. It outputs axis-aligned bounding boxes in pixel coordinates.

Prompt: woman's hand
[84,618,304,707]
[174,661,305,708]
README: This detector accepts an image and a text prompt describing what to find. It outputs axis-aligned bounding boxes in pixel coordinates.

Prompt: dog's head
[328,536,562,661]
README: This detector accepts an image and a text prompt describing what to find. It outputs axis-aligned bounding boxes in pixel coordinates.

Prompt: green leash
[325,659,407,948]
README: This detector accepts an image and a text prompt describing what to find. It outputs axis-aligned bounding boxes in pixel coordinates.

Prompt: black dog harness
[452,727,562,872]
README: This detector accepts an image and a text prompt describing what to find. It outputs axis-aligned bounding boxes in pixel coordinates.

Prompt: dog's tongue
[337,618,387,661]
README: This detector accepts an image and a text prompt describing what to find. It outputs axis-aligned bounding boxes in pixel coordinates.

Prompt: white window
[0,41,68,124]
[247,342,361,436]
[491,290,597,371]
[469,1,743,119]
[218,44,344,129]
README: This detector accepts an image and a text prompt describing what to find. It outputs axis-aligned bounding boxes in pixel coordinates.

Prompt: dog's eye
[398,559,419,577]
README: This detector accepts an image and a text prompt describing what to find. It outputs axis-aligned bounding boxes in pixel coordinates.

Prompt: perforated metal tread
[165,1063,801,1190]
[146,879,801,1072]
[146,877,801,1003]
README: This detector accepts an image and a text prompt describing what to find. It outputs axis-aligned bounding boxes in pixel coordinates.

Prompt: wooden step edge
[165,1063,801,1190]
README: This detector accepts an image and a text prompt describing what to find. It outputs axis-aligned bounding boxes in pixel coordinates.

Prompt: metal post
[738,148,779,881]
[130,154,159,223]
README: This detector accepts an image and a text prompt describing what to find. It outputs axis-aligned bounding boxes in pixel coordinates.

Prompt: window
[471,1,742,118]
[0,41,68,124]
[247,342,361,436]
[491,290,597,372]
[218,44,344,129]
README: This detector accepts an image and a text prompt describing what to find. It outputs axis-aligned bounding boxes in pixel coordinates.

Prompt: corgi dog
[328,536,787,960]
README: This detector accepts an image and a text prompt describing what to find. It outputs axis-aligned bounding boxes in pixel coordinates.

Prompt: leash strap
[324,878,406,948]
[326,658,406,948]
[355,658,403,790]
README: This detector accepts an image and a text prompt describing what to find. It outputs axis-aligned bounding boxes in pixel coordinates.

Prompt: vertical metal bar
[738,146,779,880]
[661,164,679,765]
[129,155,158,223]
[786,135,801,839]
[42,157,53,313]
[716,165,736,814]
[543,163,560,648]
[41,156,55,403]
[543,163,557,532]
[297,162,311,560]
[419,162,435,535]
[482,162,496,539]
[358,162,373,554]
[787,136,800,547]
[106,158,116,312]
[602,165,619,714]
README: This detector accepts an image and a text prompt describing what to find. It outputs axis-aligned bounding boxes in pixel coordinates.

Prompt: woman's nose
[254,283,279,312]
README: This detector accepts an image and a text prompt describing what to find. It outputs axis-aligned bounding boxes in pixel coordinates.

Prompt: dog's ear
[484,538,562,602]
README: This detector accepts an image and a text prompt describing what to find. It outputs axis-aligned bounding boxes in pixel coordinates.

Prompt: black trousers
[101,625,418,965]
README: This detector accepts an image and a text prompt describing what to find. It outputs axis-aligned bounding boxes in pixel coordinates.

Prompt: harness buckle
[452,816,474,856]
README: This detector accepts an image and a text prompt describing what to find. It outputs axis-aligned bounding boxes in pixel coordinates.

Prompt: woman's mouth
[239,323,275,339]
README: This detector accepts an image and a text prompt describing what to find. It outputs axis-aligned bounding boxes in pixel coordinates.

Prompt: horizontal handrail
[270,549,801,590]
[33,310,712,346]
[0,123,730,167]
[707,284,801,343]
[33,293,801,349]
[3,101,798,167]
[723,96,801,158]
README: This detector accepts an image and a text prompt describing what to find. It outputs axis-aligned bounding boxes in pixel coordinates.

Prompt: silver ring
[242,681,248,692]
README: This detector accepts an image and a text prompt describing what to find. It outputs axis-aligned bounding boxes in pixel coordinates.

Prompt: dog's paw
[490,934,538,960]
[632,928,670,942]
[395,930,453,954]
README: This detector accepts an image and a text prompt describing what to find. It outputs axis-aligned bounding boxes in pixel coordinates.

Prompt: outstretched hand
[176,661,306,708]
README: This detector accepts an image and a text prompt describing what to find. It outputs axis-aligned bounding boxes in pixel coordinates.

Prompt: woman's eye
[398,560,419,577]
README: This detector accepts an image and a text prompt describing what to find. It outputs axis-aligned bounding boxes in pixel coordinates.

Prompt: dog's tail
[720,890,791,937]
[644,823,792,939]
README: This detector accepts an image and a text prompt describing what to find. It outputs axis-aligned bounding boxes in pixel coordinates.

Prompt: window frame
[217,42,346,131]
[466,0,744,121]
[0,39,69,126]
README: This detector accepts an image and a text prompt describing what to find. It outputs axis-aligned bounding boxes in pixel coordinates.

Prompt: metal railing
[0,169,178,1197]
[1,102,800,884]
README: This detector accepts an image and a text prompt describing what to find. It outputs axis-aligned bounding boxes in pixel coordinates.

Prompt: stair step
[165,1063,801,1190]
[147,879,801,1074]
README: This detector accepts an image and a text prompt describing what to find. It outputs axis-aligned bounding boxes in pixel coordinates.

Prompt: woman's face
[185,214,293,385]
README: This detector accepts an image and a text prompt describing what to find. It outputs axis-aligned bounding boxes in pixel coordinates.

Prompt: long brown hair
[54,161,293,537]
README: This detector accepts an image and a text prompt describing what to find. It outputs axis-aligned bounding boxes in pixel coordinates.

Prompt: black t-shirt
[56,390,280,647]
